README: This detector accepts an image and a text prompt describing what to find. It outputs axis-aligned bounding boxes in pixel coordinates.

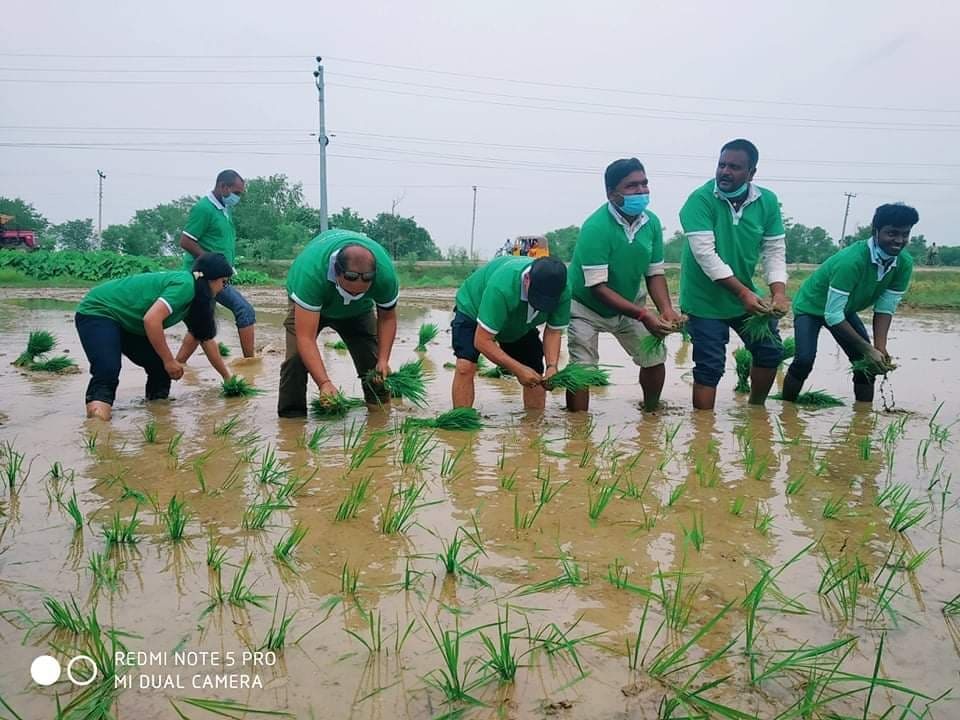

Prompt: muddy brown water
[0,287,958,719]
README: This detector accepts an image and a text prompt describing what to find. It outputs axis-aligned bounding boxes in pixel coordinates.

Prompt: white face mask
[334,282,366,304]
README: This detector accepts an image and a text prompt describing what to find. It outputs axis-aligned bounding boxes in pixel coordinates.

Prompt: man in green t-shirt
[452,255,570,410]
[278,229,400,417]
[176,169,257,359]
[567,158,681,412]
[679,139,789,410]
[783,203,918,403]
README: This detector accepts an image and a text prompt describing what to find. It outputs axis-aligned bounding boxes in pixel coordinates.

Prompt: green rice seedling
[380,481,434,534]
[14,329,56,366]
[163,495,190,541]
[311,391,366,418]
[876,483,926,533]
[253,444,288,485]
[749,453,771,481]
[479,605,521,682]
[84,431,98,454]
[340,562,359,596]
[529,616,599,673]
[168,698,293,718]
[943,593,960,616]
[584,467,600,485]
[730,496,745,516]
[753,503,774,534]
[43,595,88,634]
[588,480,618,523]
[423,618,484,706]
[404,407,484,432]
[517,556,586,596]
[102,507,140,545]
[436,527,490,587]
[213,414,241,437]
[342,418,366,452]
[335,474,372,521]
[298,425,329,451]
[851,356,894,379]
[165,431,183,461]
[822,495,845,520]
[578,446,593,468]
[496,441,506,470]
[325,339,348,350]
[416,322,440,352]
[88,551,121,590]
[499,469,518,491]
[478,362,509,378]
[654,562,699,633]
[771,390,845,408]
[900,547,934,573]
[781,335,796,361]
[29,355,77,372]
[663,423,682,449]
[870,558,909,627]
[607,558,656,597]
[242,496,290,531]
[681,513,705,552]
[220,375,263,397]
[226,554,269,609]
[544,362,610,392]
[349,432,390,471]
[513,495,543,530]
[346,608,384,653]
[742,312,777,344]
[261,593,296,652]
[140,420,158,444]
[785,473,808,496]
[534,469,567,505]
[64,491,83,530]
[440,445,466,480]
[638,334,666,357]
[206,534,227,572]
[365,359,429,407]
[119,481,148,504]
[442,361,455,369]
[399,426,436,469]
[217,341,231,357]
[694,454,719,488]
[276,468,314,502]
[818,550,866,624]
[667,483,685,507]
[647,602,735,680]
[274,523,308,565]
[1,442,27,491]
[733,346,752,394]
[859,435,873,460]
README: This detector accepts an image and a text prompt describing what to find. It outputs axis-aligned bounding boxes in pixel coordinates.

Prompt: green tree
[544,226,579,262]
[231,175,318,260]
[663,230,686,263]
[841,224,872,248]
[330,207,366,233]
[365,213,441,260]
[0,196,48,231]
[906,233,927,264]
[49,218,95,251]
[785,224,836,264]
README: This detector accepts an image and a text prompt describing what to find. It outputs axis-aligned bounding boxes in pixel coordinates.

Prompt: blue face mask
[716,183,748,200]
[619,193,650,216]
[222,192,241,209]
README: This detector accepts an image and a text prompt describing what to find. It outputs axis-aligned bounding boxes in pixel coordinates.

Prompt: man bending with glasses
[278,229,399,417]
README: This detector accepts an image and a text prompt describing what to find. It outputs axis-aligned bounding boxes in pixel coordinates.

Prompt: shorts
[450,309,545,374]
[567,299,666,369]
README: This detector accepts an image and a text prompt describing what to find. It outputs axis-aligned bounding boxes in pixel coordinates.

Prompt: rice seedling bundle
[741,312,778,344]
[733,347,752,394]
[404,407,483,432]
[14,330,55,366]
[220,375,263,398]
[325,339,348,351]
[364,360,428,406]
[851,356,897,379]
[479,364,512,379]
[415,322,439,352]
[637,334,666,356]
[781,335,796,361]
[544,363,610,392]
[29,355,78,373]
[217,341,231,357]
[770,390,845,408]
[311,391,366,418]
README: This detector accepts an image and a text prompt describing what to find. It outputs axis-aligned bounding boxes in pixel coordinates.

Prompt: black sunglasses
[340,270,376,282]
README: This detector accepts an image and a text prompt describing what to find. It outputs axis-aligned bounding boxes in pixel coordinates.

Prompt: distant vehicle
[494,235,549,258]
[0,214,38,251]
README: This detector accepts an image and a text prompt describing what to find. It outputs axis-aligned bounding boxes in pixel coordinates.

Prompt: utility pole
[313,57,329,233]
[839,192,856,247]
[97,169,106,239]
[469,185,478,260]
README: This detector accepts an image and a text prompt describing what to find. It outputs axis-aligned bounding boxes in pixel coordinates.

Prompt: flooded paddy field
[0,287,958,719]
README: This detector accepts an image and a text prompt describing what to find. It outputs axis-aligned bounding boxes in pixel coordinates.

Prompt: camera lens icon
[30,655,97,687]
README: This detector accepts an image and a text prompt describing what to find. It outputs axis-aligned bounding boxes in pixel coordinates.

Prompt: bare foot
[85,401,112,421]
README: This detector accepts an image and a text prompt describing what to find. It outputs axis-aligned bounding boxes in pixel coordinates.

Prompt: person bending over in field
[783,203,918,404]
[75,253,234,420]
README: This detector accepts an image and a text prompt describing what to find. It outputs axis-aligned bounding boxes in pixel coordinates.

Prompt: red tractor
[0,214,38,250]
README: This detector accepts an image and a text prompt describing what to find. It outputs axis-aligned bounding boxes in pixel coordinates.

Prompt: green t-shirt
[455,256,571,343]
[180,195,237,269]
[569,204,664,318]
[679,180,785,319]
[286,230,399,319]
[76,271,195,335]
[792,240,913,318]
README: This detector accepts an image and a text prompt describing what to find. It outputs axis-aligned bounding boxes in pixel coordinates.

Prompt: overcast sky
[2,0,958,255]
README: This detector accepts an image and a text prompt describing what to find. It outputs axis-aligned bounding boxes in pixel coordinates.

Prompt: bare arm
[293,305,336,393]
[644,274,681,322]
[872,313,893,355]
[143,300,183,379]
[179,233,203,259]
[375,307,398,373]
[474,326,539,382]
[199,339,231,380]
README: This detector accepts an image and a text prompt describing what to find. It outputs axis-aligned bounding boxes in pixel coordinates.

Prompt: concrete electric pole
[97,169,106,239]
[469,185,478,260]
[313,57,329,233]
[839,192,856,247]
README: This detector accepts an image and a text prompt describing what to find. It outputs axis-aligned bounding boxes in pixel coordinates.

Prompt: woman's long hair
[186,252,234,341]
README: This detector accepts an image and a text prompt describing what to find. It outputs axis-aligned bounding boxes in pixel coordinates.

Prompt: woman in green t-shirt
[74,253,234,420]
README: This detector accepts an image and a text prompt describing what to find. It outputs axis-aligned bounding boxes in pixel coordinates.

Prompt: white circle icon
[66,655,97,686]
[30,655,61,686]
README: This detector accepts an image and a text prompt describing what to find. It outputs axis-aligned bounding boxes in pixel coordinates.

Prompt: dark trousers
[786,312,875,386]
[277,302,387,417]
[75,313,171,405]
[686,313,784,388]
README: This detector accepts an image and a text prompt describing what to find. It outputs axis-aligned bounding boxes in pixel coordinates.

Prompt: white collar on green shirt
[867,237,898,280]
[606,202,648,242]
[206,192,228,216]
[327,250,367,304]
[712,182,760,225]
[518,266,538,323]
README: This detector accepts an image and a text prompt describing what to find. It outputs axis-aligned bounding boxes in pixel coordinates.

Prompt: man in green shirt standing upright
[451,255,570,410]
[278,229,399,417]
[567,158,681,412]
[176,169,257,359]
[679,139,789,410]
[783,203,917,403]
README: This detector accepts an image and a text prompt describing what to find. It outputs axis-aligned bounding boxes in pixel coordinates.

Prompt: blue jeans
[75,313,171,405]
[217,284,256,328]
[687,314,783,388]
[787,312,874,386]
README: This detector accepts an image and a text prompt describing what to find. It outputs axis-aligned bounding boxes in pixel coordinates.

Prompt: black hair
[334,243,377,275]
[872,203,919,232]
[186,252,234,342]
[604,158,645,193]
[720,139,759,169]
[215,169,243,187]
